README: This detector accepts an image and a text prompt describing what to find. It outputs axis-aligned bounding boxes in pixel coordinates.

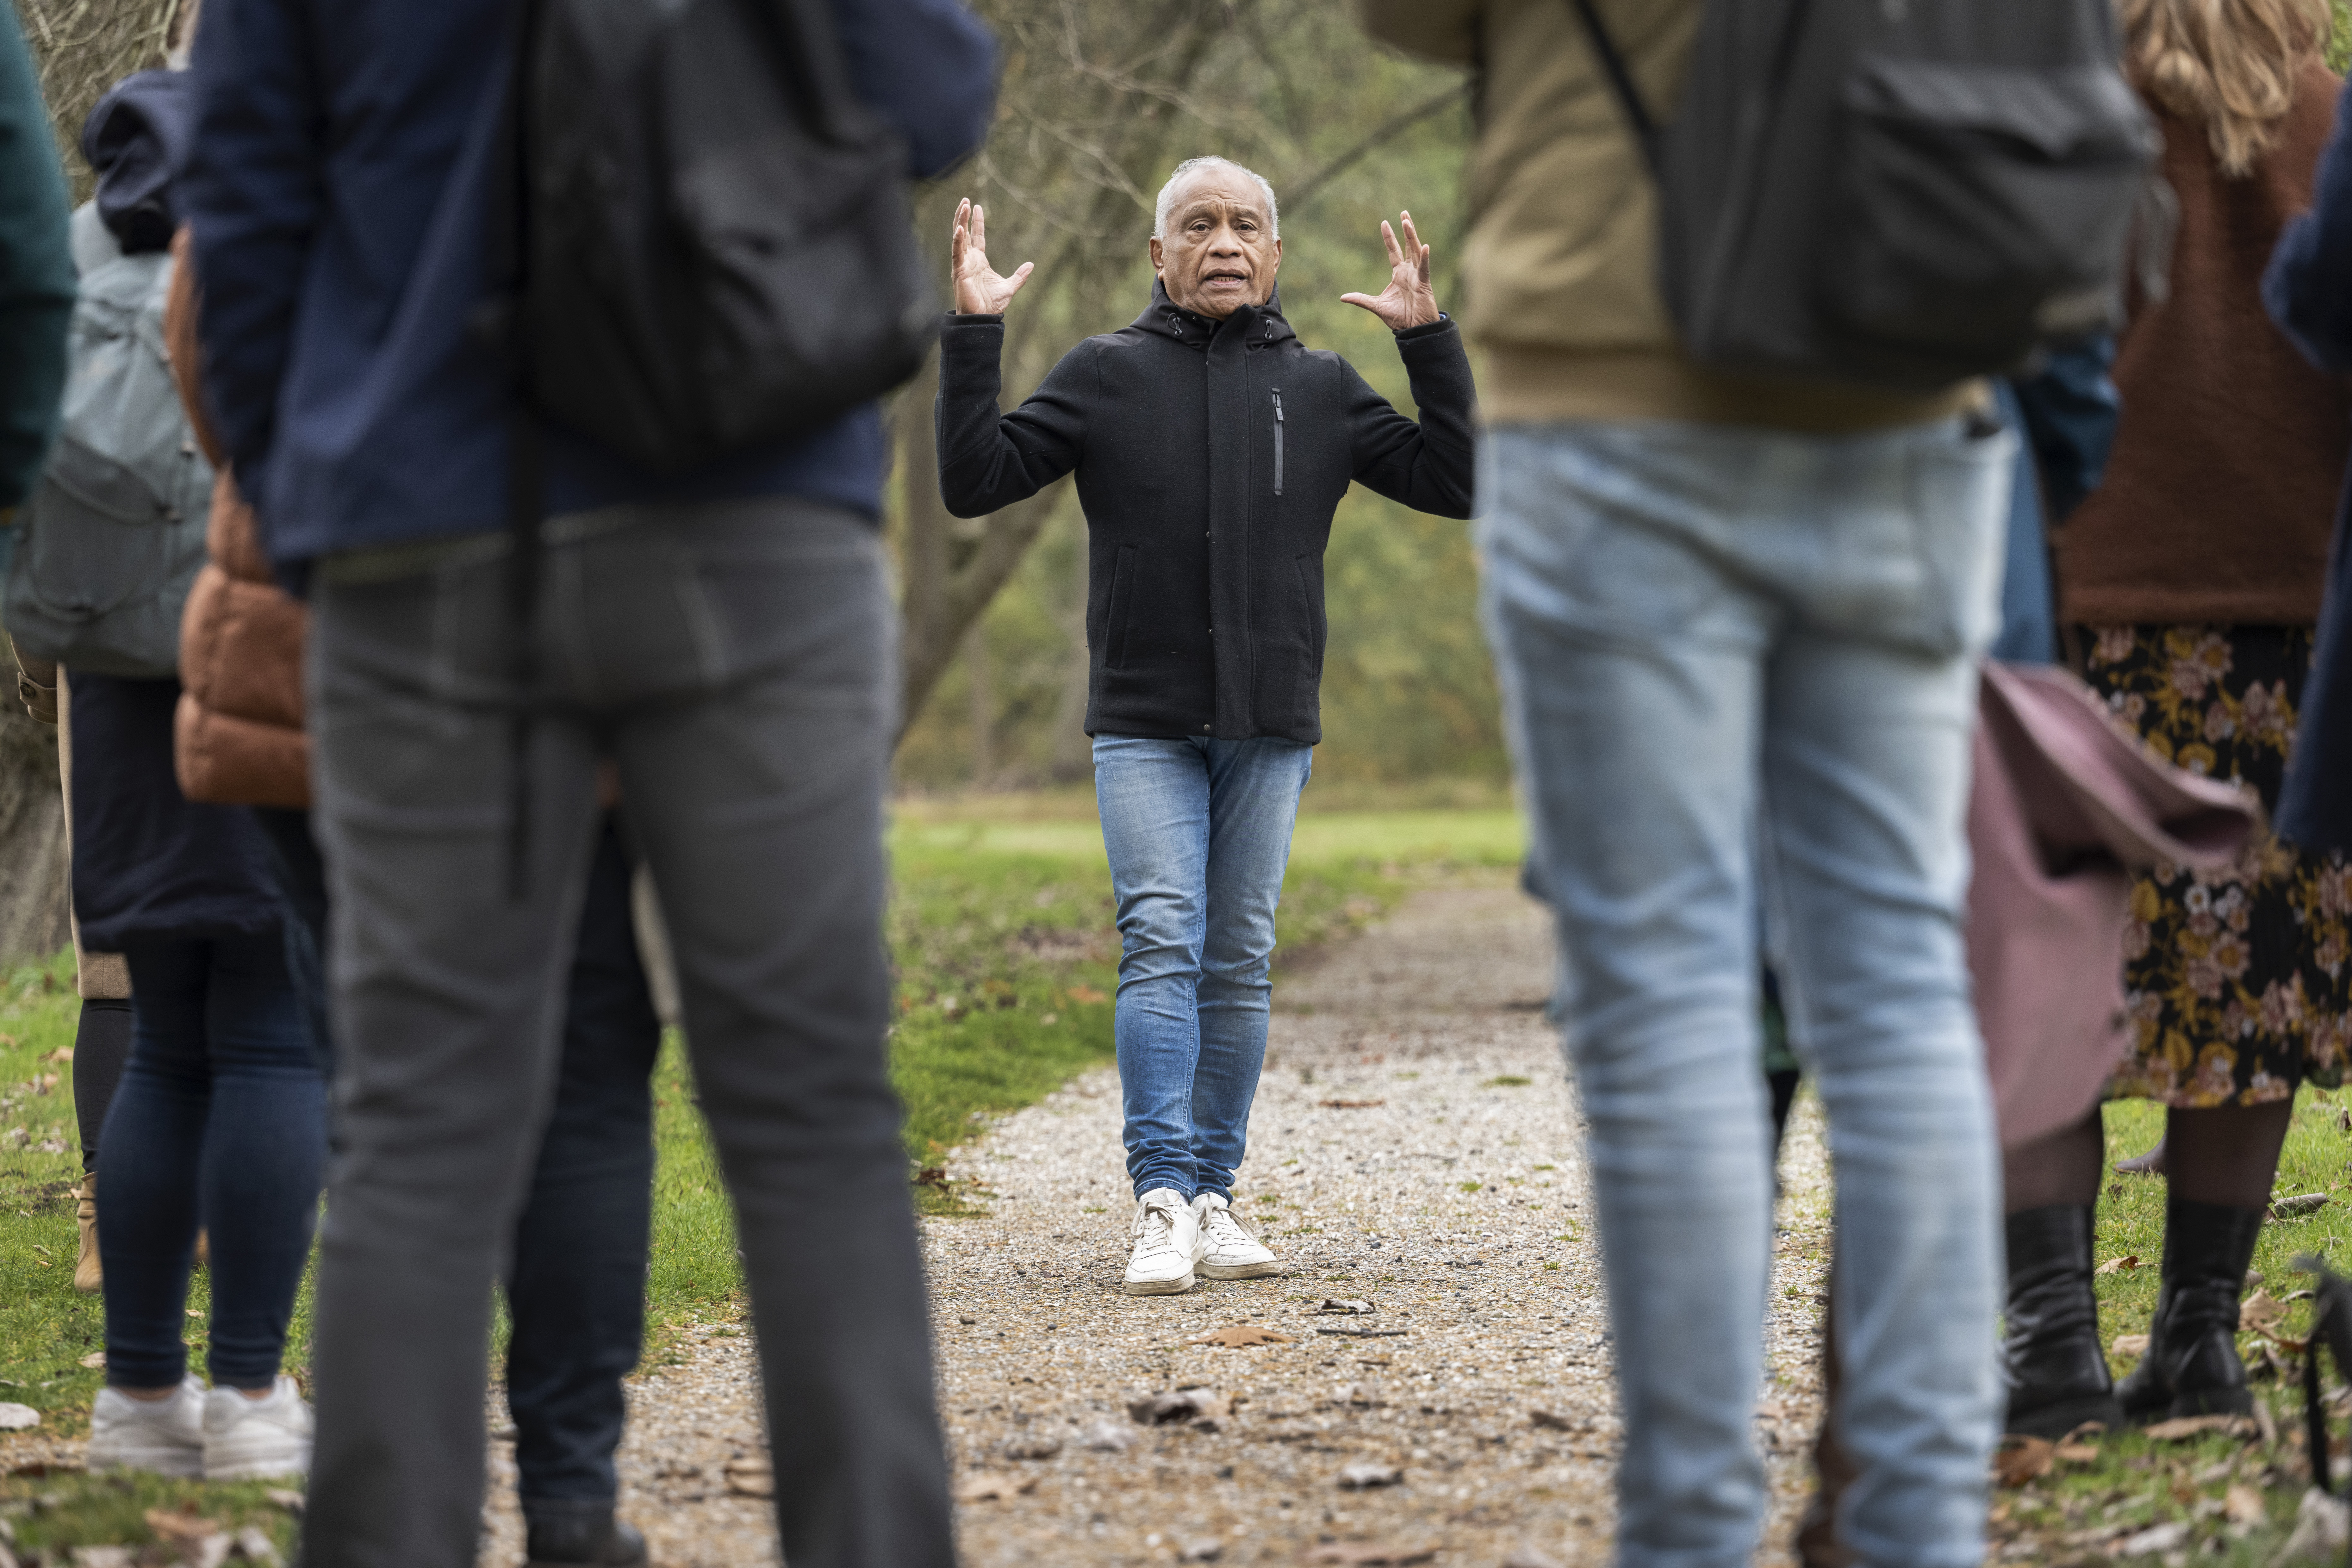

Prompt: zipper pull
[1272,390,1283,421]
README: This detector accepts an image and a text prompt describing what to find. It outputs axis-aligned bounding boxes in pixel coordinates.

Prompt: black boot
[525,1507,648,1568]
[2001,1205,2124,1437]
[2116,1198,2265,1424]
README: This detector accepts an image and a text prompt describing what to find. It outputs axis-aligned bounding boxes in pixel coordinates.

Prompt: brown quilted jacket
[164,227,310,808]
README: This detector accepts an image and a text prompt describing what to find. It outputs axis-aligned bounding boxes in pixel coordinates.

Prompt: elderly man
[938,157,1477,1292]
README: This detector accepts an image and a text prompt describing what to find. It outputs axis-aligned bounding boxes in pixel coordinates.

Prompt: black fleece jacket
[936,283,1478,744]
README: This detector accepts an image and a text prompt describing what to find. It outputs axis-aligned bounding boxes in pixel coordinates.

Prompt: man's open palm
[1341,212,1439,331]
[951,199,1033,316]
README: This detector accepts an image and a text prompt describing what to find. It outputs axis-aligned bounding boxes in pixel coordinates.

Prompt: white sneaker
[1123,1187,1202,1295]
[1193,1192,1282,1279]
[88,1375,207,1478]
[203,1375,313,1480]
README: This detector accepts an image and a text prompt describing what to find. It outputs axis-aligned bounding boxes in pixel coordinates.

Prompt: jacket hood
[81,70,192,256]
[1130,277,1296,349]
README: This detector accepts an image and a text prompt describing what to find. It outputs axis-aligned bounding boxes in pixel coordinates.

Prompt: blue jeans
[1094,735,1312,1201]
[1481,419,2008,1568]
[100,930,327,1390]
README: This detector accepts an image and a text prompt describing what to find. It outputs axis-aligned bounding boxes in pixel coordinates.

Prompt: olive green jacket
[1360,0,1970,431]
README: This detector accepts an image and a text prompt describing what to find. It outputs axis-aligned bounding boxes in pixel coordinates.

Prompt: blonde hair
[2122,0,2333,176]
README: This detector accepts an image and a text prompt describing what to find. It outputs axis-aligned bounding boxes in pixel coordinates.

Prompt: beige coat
[1358,0,1972,431]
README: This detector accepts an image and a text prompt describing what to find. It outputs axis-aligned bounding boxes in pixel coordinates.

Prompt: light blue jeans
[1094,735,1313,1201]
[1481,419,2008,1568]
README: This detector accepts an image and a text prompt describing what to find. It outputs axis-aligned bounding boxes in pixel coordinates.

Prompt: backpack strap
[1565,0,1661,179]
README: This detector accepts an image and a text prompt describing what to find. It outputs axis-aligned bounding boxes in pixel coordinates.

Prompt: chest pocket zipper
[1271,389,1284,497]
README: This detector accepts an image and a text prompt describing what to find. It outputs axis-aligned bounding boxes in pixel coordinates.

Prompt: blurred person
[162,234,663,1568]
[2006,0,2352,1435]
[0,0,96,1291]
[934,165,1477,1293]
[7,62,328,1484]
[2264,56,2352,864]
[184,3,995,1565]
[1360,4,2012,1565]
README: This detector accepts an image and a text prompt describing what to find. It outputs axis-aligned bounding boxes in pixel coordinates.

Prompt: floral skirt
[2081,625,2352,1105]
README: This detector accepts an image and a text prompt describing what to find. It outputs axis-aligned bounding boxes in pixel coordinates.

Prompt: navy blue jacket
[2265,74,2352,855]
[184,0,994,571]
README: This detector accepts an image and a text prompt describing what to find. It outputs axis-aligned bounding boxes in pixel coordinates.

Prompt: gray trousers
[298,498,948,1568]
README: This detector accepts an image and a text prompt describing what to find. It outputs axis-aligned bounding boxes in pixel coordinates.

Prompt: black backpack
[496,0,938,471]
[1570,0,2162,393]
[481,0,940,894]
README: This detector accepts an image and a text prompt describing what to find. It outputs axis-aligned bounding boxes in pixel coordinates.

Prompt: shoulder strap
[1566,0,1661,179]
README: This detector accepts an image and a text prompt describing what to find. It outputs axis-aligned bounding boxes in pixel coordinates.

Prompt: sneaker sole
[204,1441,311,1481]
[1199,1260,1283,1279]
[1123,1271,1196,1295]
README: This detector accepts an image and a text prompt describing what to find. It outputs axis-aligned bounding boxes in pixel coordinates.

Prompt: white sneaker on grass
[203,1375,313,1480]
[1123,1187,1202,1295]
[88,1375,207,1478]
[1193,1192,1282,1279]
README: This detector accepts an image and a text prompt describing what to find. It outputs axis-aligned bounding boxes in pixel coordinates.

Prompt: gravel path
[0,876,1837,1566]
[501,874,1838,1568]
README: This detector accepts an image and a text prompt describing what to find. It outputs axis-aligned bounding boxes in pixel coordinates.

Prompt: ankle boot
[72,1171,101,1295]
[2116,1198,2265,1423]
[2001,1205,2123,1437]
[525,1507,647,1567]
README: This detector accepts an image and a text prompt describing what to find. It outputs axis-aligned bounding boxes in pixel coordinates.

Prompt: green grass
[0,805,1526,1451]
[0,1467,299,1559]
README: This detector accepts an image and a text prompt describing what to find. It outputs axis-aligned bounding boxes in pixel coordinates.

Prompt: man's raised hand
[1340,211,1439,332]
[951,199,1034,316]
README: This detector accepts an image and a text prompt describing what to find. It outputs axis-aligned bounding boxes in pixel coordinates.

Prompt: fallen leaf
[145,1506,222,1545]
[2142,1414,2249,1441]
[723,1456,774,1498]
[69,1550,134,1568]
[2113,1520,2190,1557]
[2273,1192,2330,1219]
[78,1351,103,1369]
[40,1047,69,1063]
[951,1470,1038,1503]
[233,1523,284,1565]
[2224,1483,2268,1525]
[1314,1327,1408,1339]
[1177,1539,1225,1563]
[2095,1254,2140,1275]
[1298,1544,1436,1565]
[186,1308,204,1318]
[1338,1462,1402,1489]
[2111,1333,2150,1358]
[1992,1436,2051,1487]
[1128,1388,1231,1429]
[999,1436,1061,1460]
[0,1404,37,1431]
[1317,1099,1385,1109]
[2053,1443,2100,1464]
[1317,1299,1374,1315]
[1189,1324,1296,1347]
[1529,1408,1576,1431]
[1066,986,1107,1004]
[263,1489,304,1513]
[2243,1289,2288,1335]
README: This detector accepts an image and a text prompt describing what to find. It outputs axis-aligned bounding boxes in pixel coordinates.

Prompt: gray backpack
[3,202,212,677]
[1571,0,2160,393]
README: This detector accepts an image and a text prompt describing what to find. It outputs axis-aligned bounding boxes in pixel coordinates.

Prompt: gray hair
[1152,157,1279,242]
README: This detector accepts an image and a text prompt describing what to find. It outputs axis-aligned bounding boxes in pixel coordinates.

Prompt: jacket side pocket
[1296,551,1324,677]
[1106,543,1140,671]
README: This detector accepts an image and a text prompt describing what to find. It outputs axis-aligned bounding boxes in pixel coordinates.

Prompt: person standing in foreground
[936,164,1477,1293]
[1360,5,2009,1565]
[183,3,995,1565]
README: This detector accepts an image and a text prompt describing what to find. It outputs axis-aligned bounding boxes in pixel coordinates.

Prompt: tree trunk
[965,620,991,787]
[0,696,67,965]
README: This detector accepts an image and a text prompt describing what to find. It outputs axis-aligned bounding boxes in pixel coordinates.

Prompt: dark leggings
[99,931,327,1390]
[72,998,132,1173]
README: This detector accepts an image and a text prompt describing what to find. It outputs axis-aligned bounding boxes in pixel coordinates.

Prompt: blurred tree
[13,0,196,195]
[894,0,1490,787]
